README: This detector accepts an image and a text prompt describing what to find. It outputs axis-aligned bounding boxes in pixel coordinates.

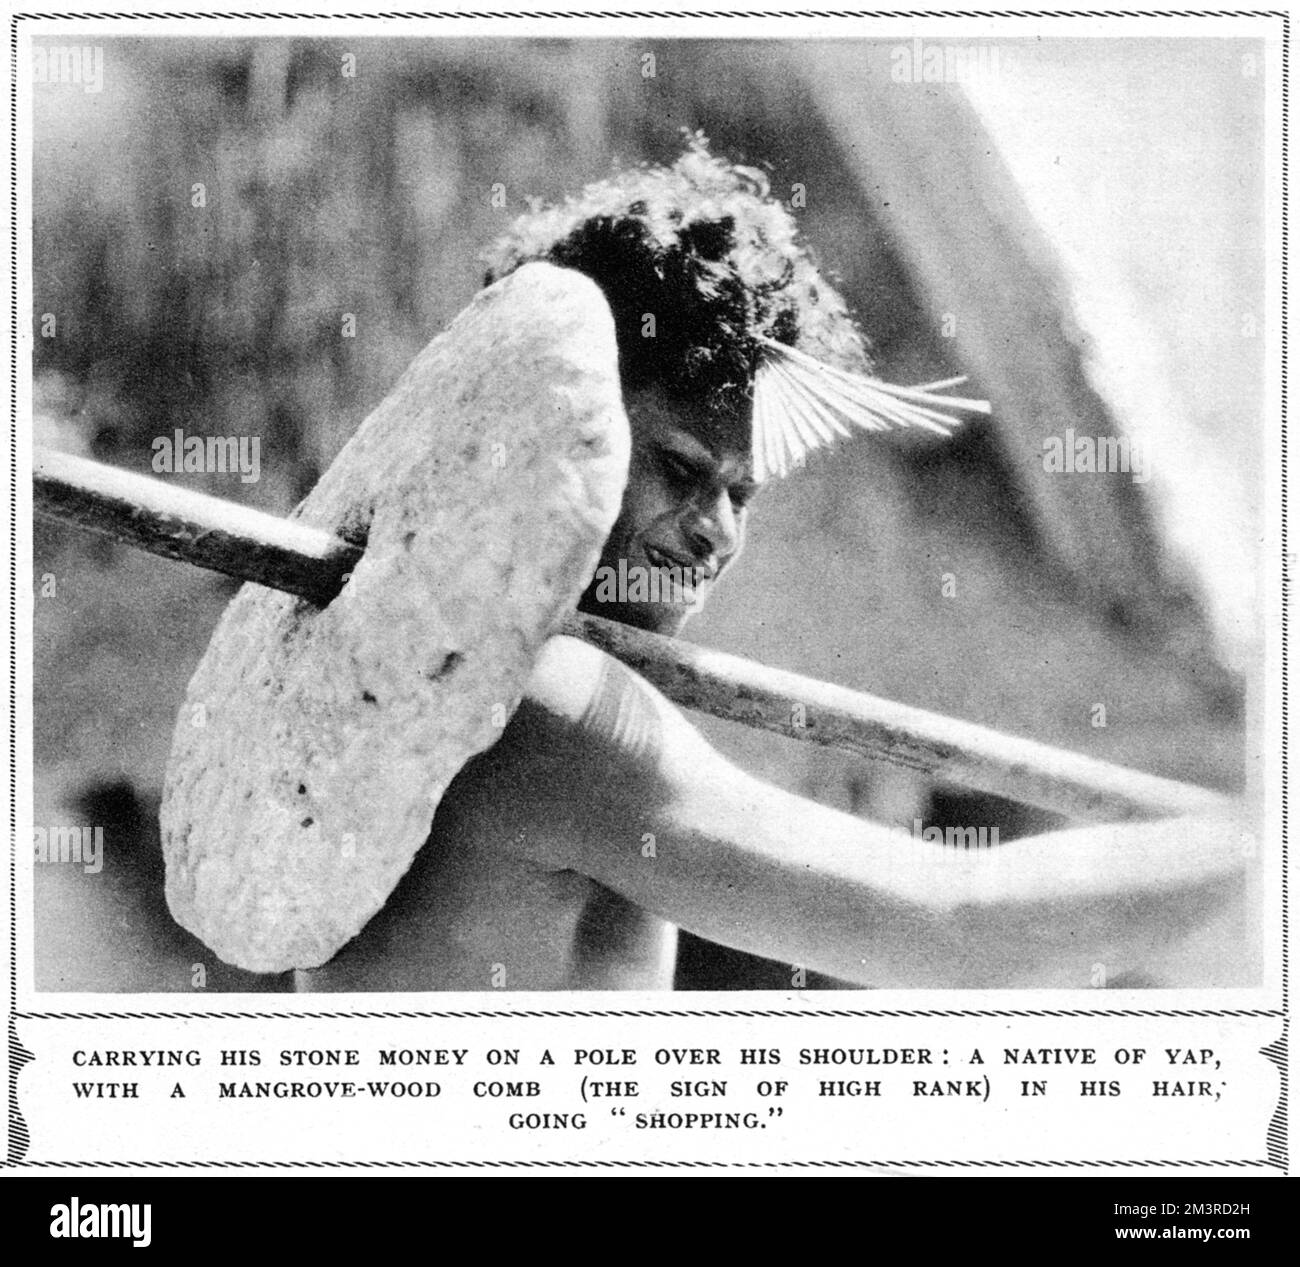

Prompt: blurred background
[31,36,1266,990]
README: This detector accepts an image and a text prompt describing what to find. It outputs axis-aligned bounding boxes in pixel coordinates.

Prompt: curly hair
[481,135,871,417]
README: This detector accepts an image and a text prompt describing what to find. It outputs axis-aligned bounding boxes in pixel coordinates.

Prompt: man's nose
[683,487,740,560]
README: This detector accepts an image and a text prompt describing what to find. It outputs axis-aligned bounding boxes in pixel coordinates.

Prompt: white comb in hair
[752,335,992,481]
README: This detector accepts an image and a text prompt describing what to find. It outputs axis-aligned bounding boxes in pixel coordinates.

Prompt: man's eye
[661,454,696,483]
[730,486,756,510]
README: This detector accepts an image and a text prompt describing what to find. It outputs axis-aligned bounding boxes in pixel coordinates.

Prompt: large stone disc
[160,263,629,972]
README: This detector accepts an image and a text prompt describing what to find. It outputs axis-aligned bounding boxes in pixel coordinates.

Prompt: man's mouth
[644,545,714,587]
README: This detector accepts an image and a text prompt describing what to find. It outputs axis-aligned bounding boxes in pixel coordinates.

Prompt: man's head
[482,136,870,634]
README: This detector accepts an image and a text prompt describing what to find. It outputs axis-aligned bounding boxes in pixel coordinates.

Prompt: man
[299,141,1251,992]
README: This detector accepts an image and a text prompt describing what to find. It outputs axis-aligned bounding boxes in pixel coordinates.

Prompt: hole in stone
[423,651,464,681]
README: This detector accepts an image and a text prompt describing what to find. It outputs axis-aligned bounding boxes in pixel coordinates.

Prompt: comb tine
[752,361,786,479]
[767,354,856,439]
[786,356,951,435]
[751,339,988,478]
[751,363,771,480]
[772,372,813,472]
[763,370,788,480]
[817,360,986,416]
[759,363,790,478]
[872,380,993,414]
[788,363,898,433]
[760,337,990,417]
[856,389,962,433]
[766,356,848,449]
[911,375,968,392]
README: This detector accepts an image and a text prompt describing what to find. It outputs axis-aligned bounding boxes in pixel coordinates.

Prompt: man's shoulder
[519,635,683,776]
[440,635,689,865]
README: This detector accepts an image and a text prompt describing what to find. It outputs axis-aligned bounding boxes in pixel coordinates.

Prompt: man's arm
[514,635,1253,989]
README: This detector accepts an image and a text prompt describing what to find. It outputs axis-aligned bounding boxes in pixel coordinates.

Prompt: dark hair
[481,134,871,416]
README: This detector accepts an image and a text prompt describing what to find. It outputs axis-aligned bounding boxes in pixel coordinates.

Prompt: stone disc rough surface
[161,263,629,972]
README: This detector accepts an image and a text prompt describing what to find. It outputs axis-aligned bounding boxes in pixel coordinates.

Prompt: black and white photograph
[5,4,1289,1193]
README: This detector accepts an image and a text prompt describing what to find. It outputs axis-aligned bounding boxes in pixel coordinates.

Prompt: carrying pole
[34,445,1233,824]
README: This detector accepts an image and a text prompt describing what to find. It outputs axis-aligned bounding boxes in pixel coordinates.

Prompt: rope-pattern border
[3,1157,1280,1170]
[5,1018,32,1164]
[1262,1025,1288,1169]
[12,1007,1289,1020]
[5,5,1291,1174]
[1278,0,1291,1177]
[6,8,19,1167]
[6,10,1294,22]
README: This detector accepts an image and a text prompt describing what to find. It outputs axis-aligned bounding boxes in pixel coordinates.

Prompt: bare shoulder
[519,634,694,774]
[447,635,687,870]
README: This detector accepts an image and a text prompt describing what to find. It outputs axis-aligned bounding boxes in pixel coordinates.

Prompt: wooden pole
[34,445,1232,824]
[35,445,363,606]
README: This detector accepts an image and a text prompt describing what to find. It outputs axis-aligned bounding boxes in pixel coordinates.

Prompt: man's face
[579,385,759,636]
